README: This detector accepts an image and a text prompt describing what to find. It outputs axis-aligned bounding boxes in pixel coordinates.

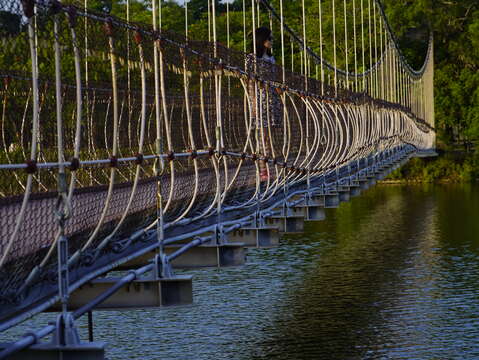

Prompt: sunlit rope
[74,20,119,258]
[332,0,337,96]
[169,2,200,224]
[158,9,175,216]
[37,7,84,270]
[94,30,149,254]
[373,1,378,98]
[151,0,165,255]
[343,0,349,89]
[318,0,324,94]
[0,10,38,268]
[0,0,435,307]
[368,0,373,94]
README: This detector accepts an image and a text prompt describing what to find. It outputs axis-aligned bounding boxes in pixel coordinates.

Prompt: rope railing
[0,0,434,347]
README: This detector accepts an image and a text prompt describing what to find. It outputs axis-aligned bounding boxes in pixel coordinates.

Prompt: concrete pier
[355,178,370,190]
[366,174,377,186]
[117,243,246,270]
[48,275,193,311]
[349,184,361,197]
[293,204,326,221]
[227,227,279,247]
[336,186,351,202]
[273,205,308,218]
[265,215,304,233]
[323,192,340,208]
[309,194,326,206]
[165,244,245,268]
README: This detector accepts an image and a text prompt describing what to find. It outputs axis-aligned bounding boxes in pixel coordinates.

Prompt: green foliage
[388,151,479,183]
[382,0,479,150]
[1,0,476,185]
[107,0,478,152]
[88,0,114,14]
[0,11,22,37]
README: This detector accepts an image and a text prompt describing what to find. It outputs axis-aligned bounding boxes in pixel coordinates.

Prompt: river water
[3,184,479,359]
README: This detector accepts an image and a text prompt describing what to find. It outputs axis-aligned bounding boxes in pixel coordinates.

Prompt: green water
[3,184,479,359]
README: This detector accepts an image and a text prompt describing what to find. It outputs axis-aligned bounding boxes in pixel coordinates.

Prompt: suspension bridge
[0,0,435,358]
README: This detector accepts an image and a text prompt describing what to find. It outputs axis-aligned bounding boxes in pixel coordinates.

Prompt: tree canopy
[383,0,478,150]
[3,0,476,150]
[110,0,477,150]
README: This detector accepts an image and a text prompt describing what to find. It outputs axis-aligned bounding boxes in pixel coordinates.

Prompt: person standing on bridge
[247,27,283,181]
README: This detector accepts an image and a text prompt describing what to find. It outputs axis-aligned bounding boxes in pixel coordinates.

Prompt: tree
[382,0,479,150]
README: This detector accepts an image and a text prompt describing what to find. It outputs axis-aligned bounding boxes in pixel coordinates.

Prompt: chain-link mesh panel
[0,0,434,327]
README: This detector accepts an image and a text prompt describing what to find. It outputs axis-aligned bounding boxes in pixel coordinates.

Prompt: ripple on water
[2,184,479,359]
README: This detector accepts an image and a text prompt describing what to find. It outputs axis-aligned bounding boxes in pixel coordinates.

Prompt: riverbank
[385,150,479,183]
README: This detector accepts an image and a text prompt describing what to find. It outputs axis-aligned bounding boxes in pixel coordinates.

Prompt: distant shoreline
[378,179,477,184]
[384,150,478,184]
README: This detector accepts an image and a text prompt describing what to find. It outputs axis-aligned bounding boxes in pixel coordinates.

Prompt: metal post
[88,311,94,342]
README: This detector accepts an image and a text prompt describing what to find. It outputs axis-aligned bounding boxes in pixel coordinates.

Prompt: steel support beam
[227,227,279,248]
[47,276,193,311]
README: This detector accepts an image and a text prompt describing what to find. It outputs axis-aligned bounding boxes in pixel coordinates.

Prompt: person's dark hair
[251,27,272,58]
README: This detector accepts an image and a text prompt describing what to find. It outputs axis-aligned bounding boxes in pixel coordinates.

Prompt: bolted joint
[135,153,144,165]
[25,159,37,174]
[110,240,125,254]
[251,153,258,162]
[52,313,81,347]
[109,156,118,168]
[208,147,215,157]
[240,152,247,160]
[22,331,39,345]
[190,149,198,159]
[156,253,174,279]
[69,157,80,171]
[166,151,175,162]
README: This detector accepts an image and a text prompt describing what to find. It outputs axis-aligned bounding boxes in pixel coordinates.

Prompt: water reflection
[2,185,479,359]
[250,184,479,359]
